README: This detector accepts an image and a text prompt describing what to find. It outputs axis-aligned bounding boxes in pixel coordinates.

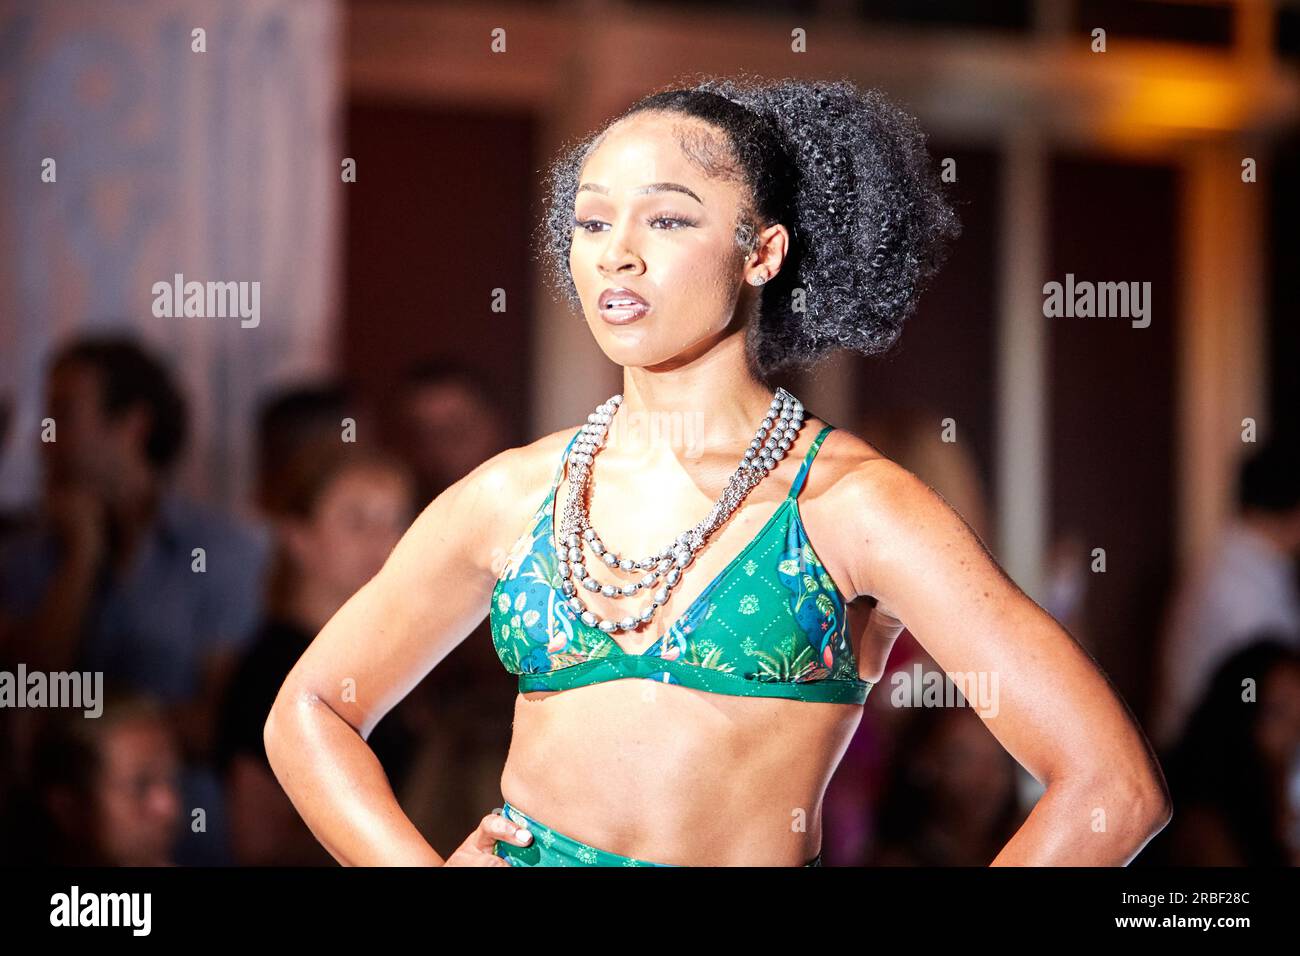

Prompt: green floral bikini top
[489,423,873,705]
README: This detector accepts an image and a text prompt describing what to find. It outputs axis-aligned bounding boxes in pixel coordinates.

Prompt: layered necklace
[554,387,805,646]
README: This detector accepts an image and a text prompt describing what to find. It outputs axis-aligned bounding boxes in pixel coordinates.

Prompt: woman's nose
[599,251,644,277]
[597,224,644,274]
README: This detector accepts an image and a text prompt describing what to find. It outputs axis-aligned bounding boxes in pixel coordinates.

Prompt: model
[264,73,1171,867]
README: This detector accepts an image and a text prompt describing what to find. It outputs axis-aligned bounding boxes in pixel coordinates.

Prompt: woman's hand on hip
[441,810,532,866]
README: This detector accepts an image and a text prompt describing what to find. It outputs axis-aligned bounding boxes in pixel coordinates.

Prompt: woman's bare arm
[263,439,550,866]
[841,459,1172,865]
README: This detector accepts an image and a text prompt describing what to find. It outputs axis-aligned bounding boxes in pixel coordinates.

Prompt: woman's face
[289,463,413,599]
[568,111,760,370]
[93,717,181,866]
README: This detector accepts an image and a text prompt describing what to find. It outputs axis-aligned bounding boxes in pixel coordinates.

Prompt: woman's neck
[614,369,781,459]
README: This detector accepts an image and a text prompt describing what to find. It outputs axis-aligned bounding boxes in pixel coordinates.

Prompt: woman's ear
[746,222,789,285]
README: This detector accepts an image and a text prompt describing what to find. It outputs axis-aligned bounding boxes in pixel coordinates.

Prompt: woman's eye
[571,215,694,233]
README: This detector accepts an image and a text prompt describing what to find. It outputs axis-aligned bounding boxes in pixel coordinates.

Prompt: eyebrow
[577,182,704,204]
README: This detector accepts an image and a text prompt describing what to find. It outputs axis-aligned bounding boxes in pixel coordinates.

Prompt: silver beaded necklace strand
[554,387,805,650]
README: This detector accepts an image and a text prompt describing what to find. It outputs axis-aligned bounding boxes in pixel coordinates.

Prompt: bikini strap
[787,424,834,500]
[550,427,584,494]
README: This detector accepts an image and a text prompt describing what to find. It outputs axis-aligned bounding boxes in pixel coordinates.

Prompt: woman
[1137,636,1300,866]
[10,691,182,866]
[265,74,1171,866]
[218,440,416,865]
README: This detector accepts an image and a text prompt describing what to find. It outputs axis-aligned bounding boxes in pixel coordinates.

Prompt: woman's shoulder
[820,423,951,514]
[467,424,582,498]
[451,424,585,540]
[804,421,918,510]
[799,421,959,605]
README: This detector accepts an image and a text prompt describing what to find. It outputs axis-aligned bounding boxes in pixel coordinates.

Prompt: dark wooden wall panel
[1048,152,1180,717]
[342,102,536,446]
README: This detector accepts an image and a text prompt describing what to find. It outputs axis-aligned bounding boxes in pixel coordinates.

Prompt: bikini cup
[489,423,873,705]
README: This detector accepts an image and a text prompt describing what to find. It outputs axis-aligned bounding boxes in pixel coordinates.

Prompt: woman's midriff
[499,677,864,866]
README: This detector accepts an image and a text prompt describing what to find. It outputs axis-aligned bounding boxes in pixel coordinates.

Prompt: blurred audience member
[0,334,271,864]
[392,360,509,505]
[823,403,1000,864]
[1155,438,1300,748]
[214,439,415,865]
[1140,637,1300,866]
[868,701,1025,866]
[0,393,22,539]
[380,362,524,853]
[855,403,992,547]
[3,691,182,865]
[0,391,25,831]
[256,381,360,514]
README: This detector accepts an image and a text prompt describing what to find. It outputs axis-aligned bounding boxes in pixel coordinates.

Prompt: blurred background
[1,0,1299,866]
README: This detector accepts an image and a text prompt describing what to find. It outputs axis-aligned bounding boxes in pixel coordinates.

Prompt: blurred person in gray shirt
[0,334,270,864]
[1154,437,1300,749]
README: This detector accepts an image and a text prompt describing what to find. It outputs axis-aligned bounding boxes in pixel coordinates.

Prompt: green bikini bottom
[492,800,823,867]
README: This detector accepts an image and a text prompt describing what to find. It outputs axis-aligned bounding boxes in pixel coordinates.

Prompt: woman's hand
[441,810,534,866]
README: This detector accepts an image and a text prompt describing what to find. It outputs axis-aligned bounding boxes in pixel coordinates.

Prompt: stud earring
[749,273,767,286]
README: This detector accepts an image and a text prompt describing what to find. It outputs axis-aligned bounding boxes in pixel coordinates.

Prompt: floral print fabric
[489,424,872,706]
[492,799,824,866]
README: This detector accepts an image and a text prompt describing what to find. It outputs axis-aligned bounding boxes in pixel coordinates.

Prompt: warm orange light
[1120,74,1241,131]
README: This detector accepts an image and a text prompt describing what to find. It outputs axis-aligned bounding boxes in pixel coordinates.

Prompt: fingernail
[516,827,532,844]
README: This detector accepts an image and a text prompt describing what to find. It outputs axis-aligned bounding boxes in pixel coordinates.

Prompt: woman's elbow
[1125,769,1173,838]
[1147,784,1174,834]
[262,685,318,771]
[1065,760,1172,841]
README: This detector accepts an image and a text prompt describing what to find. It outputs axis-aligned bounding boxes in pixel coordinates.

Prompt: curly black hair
[534,72,962,380]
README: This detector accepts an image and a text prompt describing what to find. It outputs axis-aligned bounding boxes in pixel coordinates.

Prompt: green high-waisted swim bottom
[492,800,823,867]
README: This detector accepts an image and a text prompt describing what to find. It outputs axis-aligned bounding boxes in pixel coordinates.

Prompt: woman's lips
[600,301,650,324]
